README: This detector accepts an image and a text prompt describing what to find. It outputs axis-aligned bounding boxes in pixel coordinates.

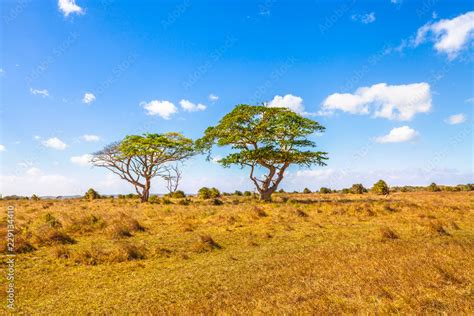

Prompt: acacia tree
[92,133,194,202]
[198,104,328,201]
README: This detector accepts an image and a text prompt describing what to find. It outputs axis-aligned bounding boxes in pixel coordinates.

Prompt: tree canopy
[197,105,328,201]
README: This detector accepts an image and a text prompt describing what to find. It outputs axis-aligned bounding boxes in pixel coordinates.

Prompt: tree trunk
[260,190,273,202]
[140,179,151,203]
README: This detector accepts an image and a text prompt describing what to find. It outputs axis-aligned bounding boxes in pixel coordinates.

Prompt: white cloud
[0,68,5,76]
[81,134,100,142]
[414,11,474,59]
[58,0,84,17]
[465,98,474,104]
[209,94,219,101]
[352,12,376,24]
[34,136,41,140]
[70,154,93,166]
[26,167,43,177]
[30,88,49,98]
[82,92,96,104]
[179,99,206,112]
[321,82,432,121]
[0,170,79,196]
[445,113,467,125]
[141,100,177,119]
[42,137,67,150]
[267,94,305,114]
[375,126,419,143]
[0,144,5,152]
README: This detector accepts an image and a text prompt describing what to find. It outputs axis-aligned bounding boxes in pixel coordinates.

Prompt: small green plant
[303,188,312,194]
[234,190,243,196]
[198,187,212,199]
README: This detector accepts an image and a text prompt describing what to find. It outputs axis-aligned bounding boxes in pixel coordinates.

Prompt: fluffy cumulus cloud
[82,92,96,104]
[321,83,432,121]
[0,168,79,196]
[141,100,177,119]
[70,154,93,166]
[30,88,49,98]
[375,126,419,143]
[179,99,207,112]
[42,137,67,150]
[445,113,467,125]
[415,11,474,59]
[81,134,100,142]
[58,0,84,17]
[0,144,5,152]
[209,94,219,101]
[267,94,304,114]
[352,12,376,24]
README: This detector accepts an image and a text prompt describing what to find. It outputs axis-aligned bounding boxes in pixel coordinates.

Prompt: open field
[1,192,473,314]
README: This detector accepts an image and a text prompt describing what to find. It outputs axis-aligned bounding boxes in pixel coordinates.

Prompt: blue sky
[0,0,473,196]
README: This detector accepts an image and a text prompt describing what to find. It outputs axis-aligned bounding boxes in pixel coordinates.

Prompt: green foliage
[197,105,328,200]
[243,191,253,197]
[427,182,441,192]
[303,188,312,194]
[234,190,243,196]
[372,180,389,195]
[198,187,220,199]
[198,187,212,199]
[148,195,160,204]
[319,187,331,194]
[278,189,285,193]
[166,190,186,199]
[350,184,366,194]
[341,188,350,194]
[85,188,101,200]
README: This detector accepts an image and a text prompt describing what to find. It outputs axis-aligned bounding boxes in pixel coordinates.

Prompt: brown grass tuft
[380,227,399,240]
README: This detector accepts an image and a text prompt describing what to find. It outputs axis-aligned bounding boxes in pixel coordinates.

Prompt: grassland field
[1,191,473,314]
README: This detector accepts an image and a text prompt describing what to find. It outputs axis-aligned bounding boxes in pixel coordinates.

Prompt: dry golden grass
[1,191,473,314]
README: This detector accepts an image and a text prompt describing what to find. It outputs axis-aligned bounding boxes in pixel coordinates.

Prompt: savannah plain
[1,191,473,314]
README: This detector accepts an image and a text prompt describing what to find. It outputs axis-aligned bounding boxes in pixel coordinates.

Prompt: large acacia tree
[198,104,328,201]
[92,133,195,202]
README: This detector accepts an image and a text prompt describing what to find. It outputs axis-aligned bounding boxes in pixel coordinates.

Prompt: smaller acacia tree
[198,105,328,201]
[92,133,195,202]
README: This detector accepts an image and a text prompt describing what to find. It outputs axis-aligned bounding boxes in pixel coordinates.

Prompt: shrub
[319,187,331,194]
[31,194,40,201]
[211,198,224,206]
[44,213,63,229]
[234,190,243,196]
[372,180,389,195]
[243,191,253,197]
[427,182,441,192]
[278,189,285,193]
[172,190,186,198]
[198,187,212,199]
[210,187,221,198]
[34,225,76,246]
[341,188,350,194]
[148,195,160,204]
[303,188,312,194]
[350,184,366,194]
[84,188,101,200]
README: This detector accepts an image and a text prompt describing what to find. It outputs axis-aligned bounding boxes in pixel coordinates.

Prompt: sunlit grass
[1,191,473,314]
